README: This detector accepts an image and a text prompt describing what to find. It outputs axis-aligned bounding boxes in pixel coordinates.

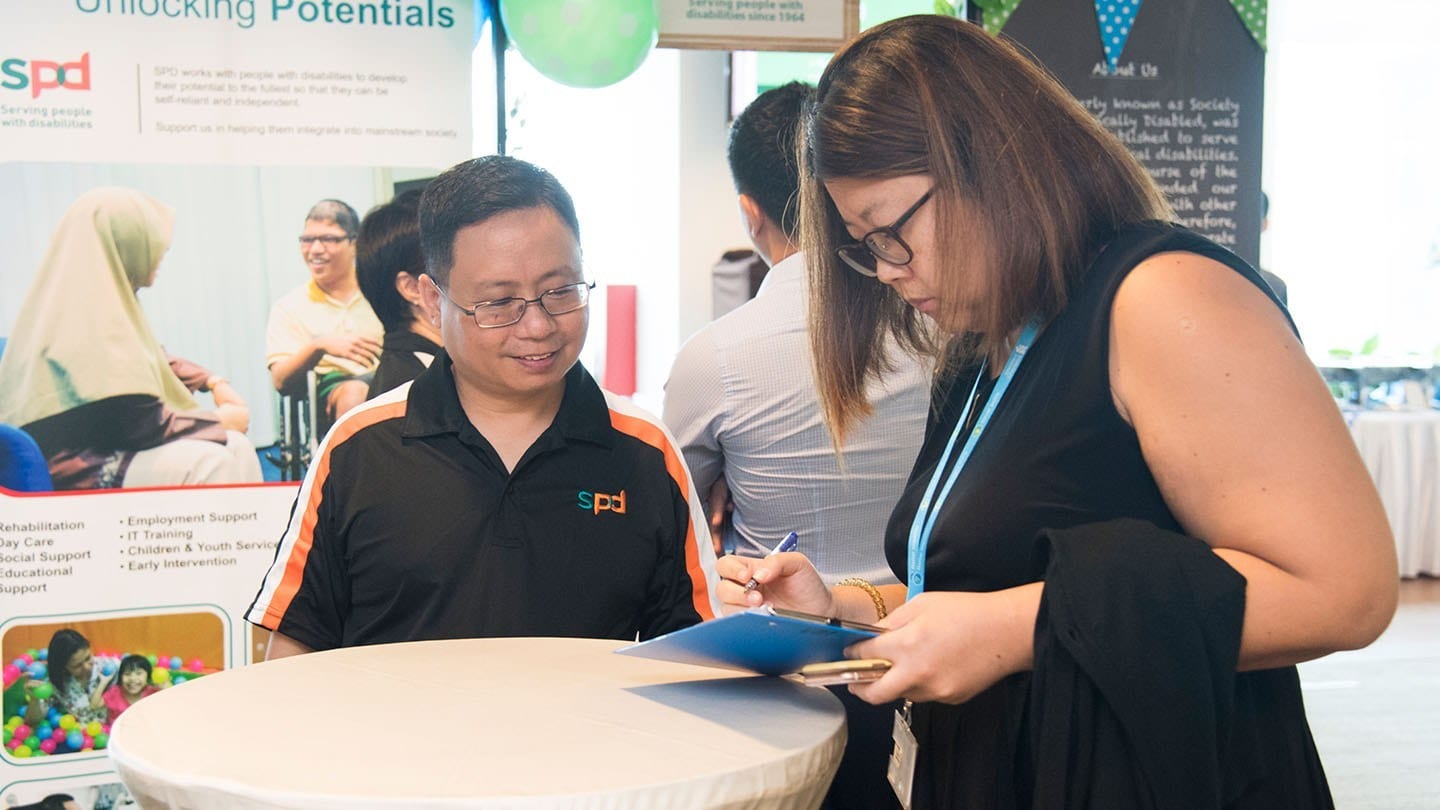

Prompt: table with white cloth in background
[1347,410,1440,577]
[108,637,847,810]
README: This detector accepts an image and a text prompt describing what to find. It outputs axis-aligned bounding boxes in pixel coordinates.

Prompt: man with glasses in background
[248,157,719,659]
[265,198,384,425]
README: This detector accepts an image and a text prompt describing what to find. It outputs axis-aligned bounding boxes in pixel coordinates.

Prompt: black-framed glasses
[429,277,596,329]
[298,235,353,246]
[836,189,934,277]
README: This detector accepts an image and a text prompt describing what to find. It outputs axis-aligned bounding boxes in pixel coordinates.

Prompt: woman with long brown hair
[718,15,1395,808]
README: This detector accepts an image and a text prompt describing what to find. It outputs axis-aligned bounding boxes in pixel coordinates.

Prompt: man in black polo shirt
[247,157,719,657]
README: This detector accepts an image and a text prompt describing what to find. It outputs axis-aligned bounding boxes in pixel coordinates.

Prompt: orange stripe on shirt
[260,399,408,628]
[608,409,716,621]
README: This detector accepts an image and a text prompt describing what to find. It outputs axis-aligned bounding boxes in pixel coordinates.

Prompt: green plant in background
[1326,334,1380,361]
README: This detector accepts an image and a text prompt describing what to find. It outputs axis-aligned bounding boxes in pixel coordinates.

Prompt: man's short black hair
[418,156,580,286]
[727,81,814,240]
[356,190,424,332]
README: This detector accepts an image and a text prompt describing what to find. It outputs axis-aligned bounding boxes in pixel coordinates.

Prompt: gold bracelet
[836,577,888,621]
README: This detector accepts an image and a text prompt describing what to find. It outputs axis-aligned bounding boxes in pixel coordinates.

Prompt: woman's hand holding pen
[715,550,835,617]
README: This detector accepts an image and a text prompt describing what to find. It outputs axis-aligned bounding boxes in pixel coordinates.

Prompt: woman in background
[23,629,108,726]
[354,190,442,399]
[720,15,1396,808]
[0,187,260,489]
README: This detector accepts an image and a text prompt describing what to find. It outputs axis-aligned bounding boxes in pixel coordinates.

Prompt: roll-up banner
[2,2,474,805]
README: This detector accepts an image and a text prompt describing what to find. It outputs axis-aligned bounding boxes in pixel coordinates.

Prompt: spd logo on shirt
[577,490,626,515]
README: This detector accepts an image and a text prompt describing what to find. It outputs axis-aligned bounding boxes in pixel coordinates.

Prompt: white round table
[1348,410,1440,577]
[108,637,846,809]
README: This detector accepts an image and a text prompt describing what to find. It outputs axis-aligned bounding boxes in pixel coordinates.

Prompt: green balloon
[500,0,658,89]
[31,681,53,700]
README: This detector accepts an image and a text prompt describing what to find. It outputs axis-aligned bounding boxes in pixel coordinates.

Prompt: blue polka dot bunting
[1095,0,1142,74]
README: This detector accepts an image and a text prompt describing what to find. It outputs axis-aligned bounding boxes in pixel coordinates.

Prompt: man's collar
[755,250,806,296]
[402,353,611,449]
[306,278,361,306]
[401,351,467,439]
[549,363,614,448]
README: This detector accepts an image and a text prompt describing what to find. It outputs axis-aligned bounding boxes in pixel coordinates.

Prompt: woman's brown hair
[802,15,1171,441]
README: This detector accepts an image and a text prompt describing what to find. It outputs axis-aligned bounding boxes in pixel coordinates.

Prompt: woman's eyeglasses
[836,189,933,277]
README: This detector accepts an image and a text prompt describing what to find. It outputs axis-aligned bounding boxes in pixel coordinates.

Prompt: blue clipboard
[614,606,882,676]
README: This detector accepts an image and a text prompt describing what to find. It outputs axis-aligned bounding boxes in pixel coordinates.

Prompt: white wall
[505,47,747,411]
[678,50,751,349]
[1264,0,1440,361]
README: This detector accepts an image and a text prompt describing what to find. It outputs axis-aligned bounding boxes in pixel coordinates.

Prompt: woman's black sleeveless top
[882,222,1309,809]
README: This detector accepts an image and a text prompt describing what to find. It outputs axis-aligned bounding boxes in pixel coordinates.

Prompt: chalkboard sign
[995,0,1264,265]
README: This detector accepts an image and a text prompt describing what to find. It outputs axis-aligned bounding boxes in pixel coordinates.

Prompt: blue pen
[744,531,799,592]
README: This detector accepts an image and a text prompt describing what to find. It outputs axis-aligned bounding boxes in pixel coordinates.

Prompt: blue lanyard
[906,319,1040,600]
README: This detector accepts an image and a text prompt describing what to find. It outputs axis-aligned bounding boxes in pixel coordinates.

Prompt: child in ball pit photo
[102,654,162,725]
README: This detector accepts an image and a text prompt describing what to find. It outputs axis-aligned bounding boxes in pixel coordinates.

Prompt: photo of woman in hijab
[0,187,261,489]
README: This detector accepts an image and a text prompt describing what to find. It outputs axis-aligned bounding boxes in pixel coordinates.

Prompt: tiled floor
[1300,577,1440,808]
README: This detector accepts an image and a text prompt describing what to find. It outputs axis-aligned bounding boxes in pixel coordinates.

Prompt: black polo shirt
[246,353,716,650]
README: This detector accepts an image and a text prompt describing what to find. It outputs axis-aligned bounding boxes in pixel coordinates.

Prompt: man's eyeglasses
[836,189,934,277]
[429,277,596,329]
[298,235,354,246]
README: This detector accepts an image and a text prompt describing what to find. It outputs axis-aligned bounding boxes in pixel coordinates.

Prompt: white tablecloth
[1348,410,1440,577]
[109,637,846,810]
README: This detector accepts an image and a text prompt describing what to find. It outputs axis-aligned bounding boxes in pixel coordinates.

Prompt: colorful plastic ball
[188,658,204,672]
[36,724,52,739]
[151,668,171,685]
[11,658,27,670]
[2,665,19,683]
[2,730,10,746]
[27,663,47,680]
[4,716,19,730]
[167,656,181,671]
[93,732,109,749]
[172,675,187,686]
[65,730,83,750]
[84,721,102,737]
[13,724,30,741]
[13,744,32,758]
[100,661,116,676]
[46,707,59,723]
[80,733,93,749]
[30,681,53,701]
[145,654,158,666]
[50,727,66,741]
[35,649,46,661]
[18,653,33,666]
[58,715,76,731]
[38,737,57,754]
[7,736,21,750]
